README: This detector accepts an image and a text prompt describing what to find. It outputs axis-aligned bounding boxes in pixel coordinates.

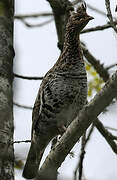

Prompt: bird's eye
[80,17,83,21]
[77,16,84,21]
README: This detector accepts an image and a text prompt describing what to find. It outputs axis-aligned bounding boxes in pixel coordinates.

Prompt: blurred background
[14,0,117,179]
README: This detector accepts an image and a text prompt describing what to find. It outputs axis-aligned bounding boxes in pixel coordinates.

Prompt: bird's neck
[57,28,83,70]
[60,27,83,63]
[53,27,85,75]
[63,29,82,59]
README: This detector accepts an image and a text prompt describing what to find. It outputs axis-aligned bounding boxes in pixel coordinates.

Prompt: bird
[23,3,93,179]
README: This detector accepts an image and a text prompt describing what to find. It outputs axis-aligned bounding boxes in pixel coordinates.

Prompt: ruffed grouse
[23,4,93,179]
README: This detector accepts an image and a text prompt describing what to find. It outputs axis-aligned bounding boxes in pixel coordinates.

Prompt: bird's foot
[58,125,67,136]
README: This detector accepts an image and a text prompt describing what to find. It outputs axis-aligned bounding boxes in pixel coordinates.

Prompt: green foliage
[14,159,24,169]
[85,62,104,97]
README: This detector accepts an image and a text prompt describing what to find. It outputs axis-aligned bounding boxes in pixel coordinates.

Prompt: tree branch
[106,63,117,70]
[18,18,53,28]
[82,46,117,153]
[13,140,31,144]
[14,73,43,80]
[15,12,53,19]
[74,125,94,180]
[81,20,117,34]
[36,71,117,179]
[47,0,73,51]
[105,126,117,132]
[13,102,33,110]
[105,0,117,33]
[94,119,117,154]
[78,134,86,180]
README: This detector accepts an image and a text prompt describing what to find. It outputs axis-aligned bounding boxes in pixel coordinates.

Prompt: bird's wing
[39,75,81,119]
[31,73,86,136]
[31,88,41,137]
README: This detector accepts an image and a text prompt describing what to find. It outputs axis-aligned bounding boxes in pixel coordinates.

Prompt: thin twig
[13,140,31,144]
[94,119,117,154]
[106,63,117,70]
[105,0,117,33]
[14,102,33,110]
[18,18,53,28]
[14,73,43,80]
[105,126,117,132]
[85,125,95,143]
[74,125,94,180]
[78,134,86,180]
[81,20,117,34]
[15,12,53,19]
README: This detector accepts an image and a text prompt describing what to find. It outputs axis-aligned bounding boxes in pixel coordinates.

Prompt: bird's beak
[87,15,94,21]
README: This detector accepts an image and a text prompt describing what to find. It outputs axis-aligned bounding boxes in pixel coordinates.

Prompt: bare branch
[81,20,117,34]
[85,125,95,143]
[13,140,31,144]
[105,126,117,132]
[74,125,94,180]
[105,0,117,33]
[14,73,43,80]
[106,63,117,70]
[18,18,53,28]
[82,42,117,152]
[78,134,86,180]
[13,102,33,110]
[94,119,117,153]
[47,0,73,51]
[15,12,53,19]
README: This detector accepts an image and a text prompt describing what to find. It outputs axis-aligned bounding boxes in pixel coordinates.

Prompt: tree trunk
[0,1,14,179]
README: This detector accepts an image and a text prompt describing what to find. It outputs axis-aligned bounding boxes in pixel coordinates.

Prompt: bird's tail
[22,142,44,179]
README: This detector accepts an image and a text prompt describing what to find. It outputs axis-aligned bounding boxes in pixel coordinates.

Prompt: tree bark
[47,0,73,51]
[0,1,14,180]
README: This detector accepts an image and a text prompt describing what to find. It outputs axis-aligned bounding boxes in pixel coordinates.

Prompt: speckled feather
[23,4,93,179]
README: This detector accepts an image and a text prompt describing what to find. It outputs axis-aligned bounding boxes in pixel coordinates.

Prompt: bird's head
[67,2,94,32]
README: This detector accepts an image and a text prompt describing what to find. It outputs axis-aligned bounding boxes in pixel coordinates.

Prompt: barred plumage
[23,4,93,179]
